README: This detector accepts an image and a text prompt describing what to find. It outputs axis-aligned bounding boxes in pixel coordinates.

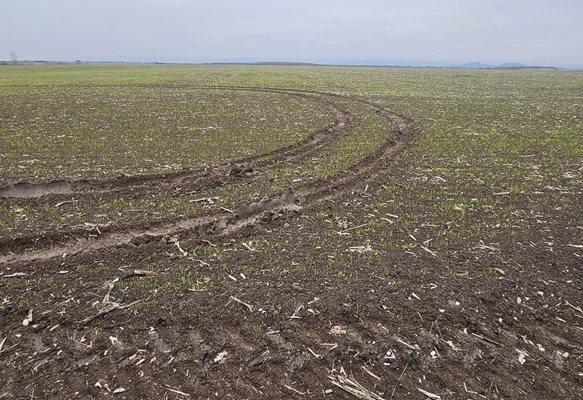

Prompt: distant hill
[456,62,493,68]
[454,61,559,70]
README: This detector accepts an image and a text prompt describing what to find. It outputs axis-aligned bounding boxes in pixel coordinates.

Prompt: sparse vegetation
[1,64,581,400]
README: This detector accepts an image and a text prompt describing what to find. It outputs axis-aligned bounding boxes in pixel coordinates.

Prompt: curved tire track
[0,87,416,265]
[0,88,350,199]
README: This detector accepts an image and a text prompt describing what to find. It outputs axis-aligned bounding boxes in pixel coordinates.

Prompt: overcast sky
[1,0,582,66]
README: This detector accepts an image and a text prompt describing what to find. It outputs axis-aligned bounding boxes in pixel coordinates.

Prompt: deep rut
[0,88,350,198]
[0,87,417,265]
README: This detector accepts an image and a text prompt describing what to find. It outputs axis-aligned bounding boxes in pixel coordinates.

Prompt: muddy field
[1,65,582,399]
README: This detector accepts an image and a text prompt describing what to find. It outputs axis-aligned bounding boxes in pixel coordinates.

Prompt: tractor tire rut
[0,87,416,265]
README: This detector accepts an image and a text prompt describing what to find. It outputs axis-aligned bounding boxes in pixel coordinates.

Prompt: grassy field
[1,64,582,399]
[0,70,334,183]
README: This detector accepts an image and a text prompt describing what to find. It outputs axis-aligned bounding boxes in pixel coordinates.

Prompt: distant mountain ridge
[1,58,571,69]
[457,62,492,68]
[454,61,557,69]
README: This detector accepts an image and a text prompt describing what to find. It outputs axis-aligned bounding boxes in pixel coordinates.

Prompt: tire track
[0,88,416,265]
[0,88,350,199]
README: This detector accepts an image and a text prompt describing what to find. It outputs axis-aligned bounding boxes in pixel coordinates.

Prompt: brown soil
[0,181,74,198]
[0,87,581,400]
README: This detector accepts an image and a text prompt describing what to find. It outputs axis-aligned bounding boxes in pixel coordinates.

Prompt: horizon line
[2,59,579,70]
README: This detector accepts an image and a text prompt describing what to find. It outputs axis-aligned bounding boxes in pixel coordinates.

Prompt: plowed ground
[1,65,582,399]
